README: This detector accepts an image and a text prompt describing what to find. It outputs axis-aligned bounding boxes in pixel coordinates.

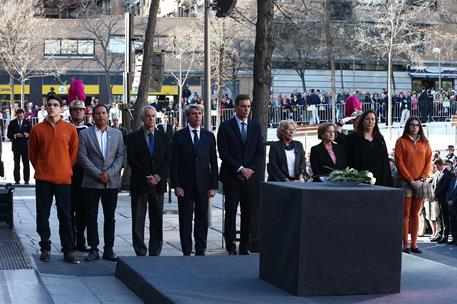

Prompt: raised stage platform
[115,255,457,304]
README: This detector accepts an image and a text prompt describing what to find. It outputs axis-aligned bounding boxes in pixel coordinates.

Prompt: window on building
[108,36,125,54]
[44,39,95,57]
[407,0,438,10]
[330,0,353,20]
[108,36,145,54]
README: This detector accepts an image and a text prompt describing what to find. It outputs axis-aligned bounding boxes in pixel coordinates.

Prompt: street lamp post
[433,47,442,90]
[204,0,212,130]
[176,54,183,127]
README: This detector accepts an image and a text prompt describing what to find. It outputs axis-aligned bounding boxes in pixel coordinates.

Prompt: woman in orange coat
[395,116,432,254]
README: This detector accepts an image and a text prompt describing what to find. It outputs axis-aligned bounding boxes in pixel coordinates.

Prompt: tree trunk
[20,78,25,109]
[9,72,14,104]
[132,0,160,129]
[216,39,225,129]
[339,56,344,90]
[330,55,336,123]
[391,67,396,93]
[250,0,275,253]
[106,72,113,103]
[387,50,393,140]
[296,69,306,92]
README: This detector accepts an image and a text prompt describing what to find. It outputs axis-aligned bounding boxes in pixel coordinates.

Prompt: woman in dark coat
[345,110,392,187]
[267,120,306,182]
[310,122,346,182]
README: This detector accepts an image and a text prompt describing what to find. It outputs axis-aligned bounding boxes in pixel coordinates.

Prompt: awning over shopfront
[409,66,457,79]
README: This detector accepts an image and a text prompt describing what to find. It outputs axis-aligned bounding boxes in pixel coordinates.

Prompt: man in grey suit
[78,104,125,262]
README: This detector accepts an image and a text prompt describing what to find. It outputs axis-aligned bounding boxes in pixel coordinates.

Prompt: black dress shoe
[239,249,251,255]
[438,237,449,244]
[40,250,51,262]
[85,249,100,261]
[103,251,118,262]
[227,249,237,255]
[75,245,90,252]
[430,235,442,242]
[402,248,411,254]
[447,240,457,245]
[195,250,205,256]
[410,247,422,254]
[64,251,76,263]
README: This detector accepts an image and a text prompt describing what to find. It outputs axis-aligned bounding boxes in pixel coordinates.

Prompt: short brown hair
[46,93,63,107]
[317,122,336,140]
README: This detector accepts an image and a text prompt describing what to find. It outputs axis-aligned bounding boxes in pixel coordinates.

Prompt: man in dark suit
[7,108,32,184]
[157,114,173,142]
[306,89,321,124]
[418,88,428,123]
[127,105,170,256]
[217,94,264,255]
[446,170,457,245]
[171,104,218,256]
[434,158,452,244]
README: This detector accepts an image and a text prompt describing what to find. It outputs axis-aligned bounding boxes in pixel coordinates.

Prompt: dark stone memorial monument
[259,182,404,296]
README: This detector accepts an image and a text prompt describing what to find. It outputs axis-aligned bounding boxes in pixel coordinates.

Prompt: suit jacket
[158,123,173,142]
[127,126,170,194]
[78,126,125,189]
[310,141,346,182]
[447,176,457,203]
[435,168,452,202]
[170,127,218,194]
[267,140,305,181]
[217,117,264,184]
[307,94,321,106]
[7,118,32,152]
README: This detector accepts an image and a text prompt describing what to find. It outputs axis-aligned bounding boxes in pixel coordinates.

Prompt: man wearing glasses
[29,93,79,263]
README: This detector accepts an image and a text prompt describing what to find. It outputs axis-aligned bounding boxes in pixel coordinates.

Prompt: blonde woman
[267,120,305,181]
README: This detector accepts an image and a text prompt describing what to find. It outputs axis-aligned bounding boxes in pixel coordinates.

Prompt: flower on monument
[326,167,376,185]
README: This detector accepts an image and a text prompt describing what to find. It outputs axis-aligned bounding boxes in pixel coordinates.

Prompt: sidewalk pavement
[1,141,457,303]
[5,186,230,304]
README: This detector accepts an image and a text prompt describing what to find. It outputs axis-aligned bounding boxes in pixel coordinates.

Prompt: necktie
[148,133,154,158]
[192,129,199,151]
[241,122,247,144]
[18,120,22,129]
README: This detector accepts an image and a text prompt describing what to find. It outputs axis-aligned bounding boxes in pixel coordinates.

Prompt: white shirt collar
[188,124,201,132]
[234,115,248,126]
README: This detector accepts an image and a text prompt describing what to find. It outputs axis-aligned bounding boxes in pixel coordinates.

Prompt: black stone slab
[259,182,404,296]
[115,255,457,304]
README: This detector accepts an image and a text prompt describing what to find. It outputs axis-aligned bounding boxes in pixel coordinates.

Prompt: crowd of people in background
[269,87,457,125]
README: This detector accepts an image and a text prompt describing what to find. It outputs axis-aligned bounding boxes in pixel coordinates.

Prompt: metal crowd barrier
[12,101,457,129]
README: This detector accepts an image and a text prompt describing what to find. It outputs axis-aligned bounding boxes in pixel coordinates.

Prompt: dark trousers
[420,106,428,123]
[13,146,30,183]
[131,187,164,256]
[71,167,87,247]
[178,189,209,255]
[223,181,257,252]
[35,180,73,252]
[85,188,118,253]
[449,203,457,240]
[437,199,450,238]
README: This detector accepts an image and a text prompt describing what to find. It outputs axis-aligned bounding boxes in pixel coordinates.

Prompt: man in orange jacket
[29,93,79,263]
